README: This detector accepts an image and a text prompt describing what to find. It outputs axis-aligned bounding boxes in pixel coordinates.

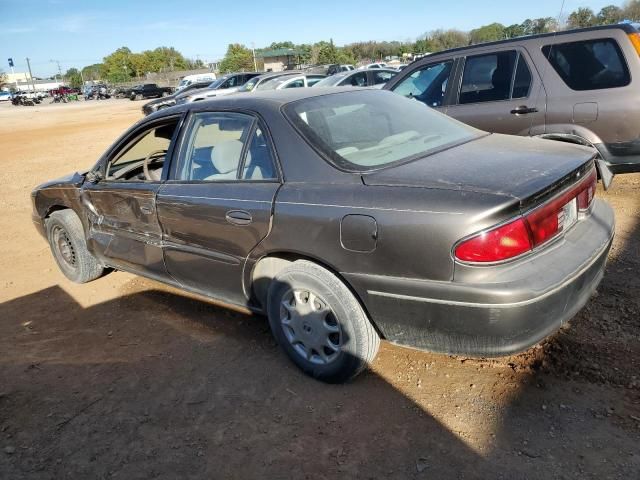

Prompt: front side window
[283,78,305,89]
[284,90,479,172]
[372,70,396,85]
[542,38,630,90]
[391,60,453,107]
[174,112,276,181]
[340,71,368,87]
[106,121,178,181]
[459,51,517,104]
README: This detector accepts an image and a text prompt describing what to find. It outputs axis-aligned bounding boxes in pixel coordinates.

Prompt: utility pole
[50,59,63,84]
[25,57,36,92]
[252,42,257,72]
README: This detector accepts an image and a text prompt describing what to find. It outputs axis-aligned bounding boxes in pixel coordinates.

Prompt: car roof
[417,23,638,60]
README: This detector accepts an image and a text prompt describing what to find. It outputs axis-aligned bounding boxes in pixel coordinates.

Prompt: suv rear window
[542,39,630,90]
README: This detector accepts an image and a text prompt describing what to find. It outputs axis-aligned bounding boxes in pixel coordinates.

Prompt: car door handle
[225,210,252,226]
[510,106,538,115]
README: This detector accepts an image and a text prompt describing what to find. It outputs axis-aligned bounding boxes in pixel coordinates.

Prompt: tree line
[6,0,636,86]
[217,1,640,73]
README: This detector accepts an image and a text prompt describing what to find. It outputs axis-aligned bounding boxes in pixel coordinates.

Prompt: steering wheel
[143,149,167,181]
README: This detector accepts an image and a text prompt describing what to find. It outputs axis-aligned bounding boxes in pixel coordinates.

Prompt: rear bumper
[344,199,615,357]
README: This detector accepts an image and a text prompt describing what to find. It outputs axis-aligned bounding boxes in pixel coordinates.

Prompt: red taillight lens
[455,166,597,263]
[525,200,561,247]
[577,168,597,211]
[454,218,532,262]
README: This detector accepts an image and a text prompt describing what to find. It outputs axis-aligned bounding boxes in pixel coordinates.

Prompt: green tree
[567,7,597,28]
[469,23,505,44]
[533,17,558,33]
[269,41,296,49]
[504,24,525,38]
[219,44,255,73]
[623,0,640,20]
[315,39,339,64]
[81,64,103,82]
[597,5,623,24]
[102,47,134,83]
[428,29,469,51]
[64,68,83,88]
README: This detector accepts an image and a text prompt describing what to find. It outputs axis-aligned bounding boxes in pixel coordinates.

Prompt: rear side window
[542,39,630,90]
[459,51,517,104]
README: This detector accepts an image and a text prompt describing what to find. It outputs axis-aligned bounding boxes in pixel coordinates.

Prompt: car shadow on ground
[1,209,639,479]
[0,285,495,479]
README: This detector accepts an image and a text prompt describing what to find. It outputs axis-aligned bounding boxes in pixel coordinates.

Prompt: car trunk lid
[362,134,597,208]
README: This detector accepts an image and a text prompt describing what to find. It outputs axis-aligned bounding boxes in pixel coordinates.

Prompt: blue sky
[0,0,619,77]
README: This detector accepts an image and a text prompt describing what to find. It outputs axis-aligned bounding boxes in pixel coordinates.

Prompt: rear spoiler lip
[519,155,597,212]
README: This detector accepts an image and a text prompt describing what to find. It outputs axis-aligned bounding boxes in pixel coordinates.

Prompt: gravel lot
[0,99,638,479]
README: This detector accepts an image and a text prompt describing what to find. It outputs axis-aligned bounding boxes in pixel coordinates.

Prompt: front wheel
[46,210,104,283]
[267,260,380,383]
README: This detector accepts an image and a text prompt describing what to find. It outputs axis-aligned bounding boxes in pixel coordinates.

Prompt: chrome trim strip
[278,201,463,215]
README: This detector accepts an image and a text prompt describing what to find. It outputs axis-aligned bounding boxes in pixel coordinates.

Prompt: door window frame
[452,48,535,106]
[165,108,283,185]
[95,113,186,184]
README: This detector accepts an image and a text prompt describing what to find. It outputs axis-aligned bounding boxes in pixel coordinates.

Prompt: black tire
[267,260,379,383]
[45,210,104,283]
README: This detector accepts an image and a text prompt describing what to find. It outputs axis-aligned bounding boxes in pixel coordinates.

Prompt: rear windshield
[542,38,630,90]
[283,90,480,172]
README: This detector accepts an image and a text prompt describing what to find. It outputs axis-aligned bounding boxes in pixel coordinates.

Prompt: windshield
[178,80,189,88]
[256,76,289,91]
[283,90,480,171]
[238,77,261,92]
[312,75,345,87]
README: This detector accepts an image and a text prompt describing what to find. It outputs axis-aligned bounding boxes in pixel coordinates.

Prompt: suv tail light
[454,167,597,263]
[628,33,640,57]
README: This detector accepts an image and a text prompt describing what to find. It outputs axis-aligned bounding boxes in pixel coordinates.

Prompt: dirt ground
[0,99,638,479]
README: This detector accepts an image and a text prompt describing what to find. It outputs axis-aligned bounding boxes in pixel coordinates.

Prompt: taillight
[454,218,532,262]
[577,168,597,211]
[455,167,597,263]
[628,33,640,57]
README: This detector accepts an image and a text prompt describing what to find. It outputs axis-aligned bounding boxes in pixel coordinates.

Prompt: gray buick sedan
[31,89,614,382]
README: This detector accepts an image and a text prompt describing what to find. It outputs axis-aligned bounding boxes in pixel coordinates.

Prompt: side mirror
[85,171,103,184]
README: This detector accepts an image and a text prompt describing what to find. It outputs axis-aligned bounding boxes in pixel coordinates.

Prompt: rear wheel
[46,210,104,283]
[267,260,379,383]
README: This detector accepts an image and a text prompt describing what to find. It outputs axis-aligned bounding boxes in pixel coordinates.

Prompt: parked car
[235,72,301,93]
[384,23,640,176]
[50,86,79,96]
[32,88,613,383]
[326,64,355,75]
[177,72,263,104]
[0,92,12,102]
[312,68,397,88]
[175,73,217,92]
[142,81,214,115]
[362,62,387,69]
[129,84,173,101]
[254,73,326,90]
